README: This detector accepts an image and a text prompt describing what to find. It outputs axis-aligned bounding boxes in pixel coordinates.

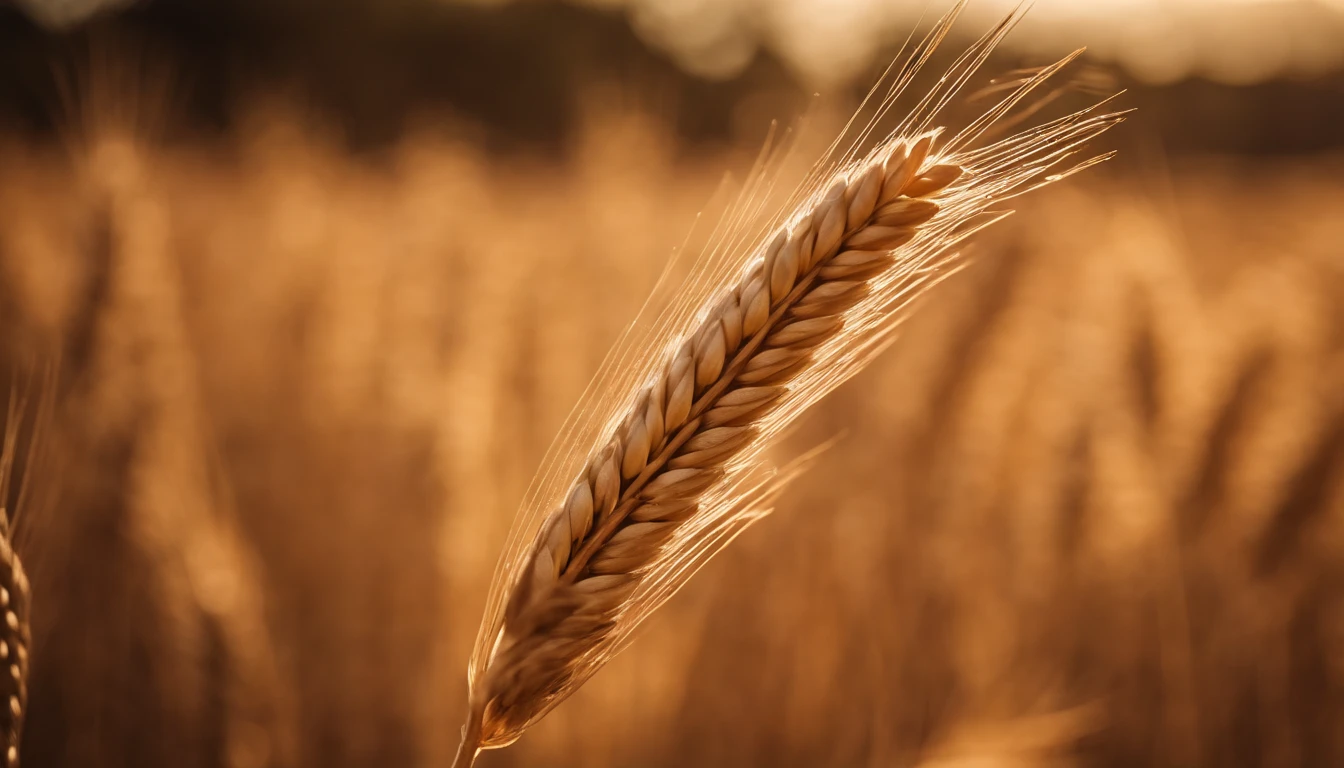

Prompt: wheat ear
[0,375,43,768]
[452,9,1127,765]
[0,538,28,768]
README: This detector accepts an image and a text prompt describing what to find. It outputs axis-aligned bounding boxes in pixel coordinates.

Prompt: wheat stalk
[451,7,1127,765]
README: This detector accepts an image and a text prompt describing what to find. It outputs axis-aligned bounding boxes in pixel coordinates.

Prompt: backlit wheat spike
[452,7,1128,765]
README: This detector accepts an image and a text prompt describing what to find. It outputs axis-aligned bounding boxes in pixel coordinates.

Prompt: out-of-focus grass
[0,103,1341,768]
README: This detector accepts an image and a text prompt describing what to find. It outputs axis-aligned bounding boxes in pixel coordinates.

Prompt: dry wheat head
[453,7,1128,765]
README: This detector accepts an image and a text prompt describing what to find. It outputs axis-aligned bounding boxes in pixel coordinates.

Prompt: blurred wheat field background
[2,1,1344,767]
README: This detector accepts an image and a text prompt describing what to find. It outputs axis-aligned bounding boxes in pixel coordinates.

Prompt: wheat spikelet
[453,7,1128,764]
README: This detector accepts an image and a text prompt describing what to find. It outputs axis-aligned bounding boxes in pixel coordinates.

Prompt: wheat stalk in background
[451,6,1127,764]
[53,128,298,767]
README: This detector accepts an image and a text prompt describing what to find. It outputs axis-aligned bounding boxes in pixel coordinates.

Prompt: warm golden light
[1,1,1340,766]
[16,0,1344,85]
[573,0,1344,84]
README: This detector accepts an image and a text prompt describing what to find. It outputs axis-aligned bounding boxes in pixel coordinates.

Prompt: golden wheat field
[1,2,1343,767]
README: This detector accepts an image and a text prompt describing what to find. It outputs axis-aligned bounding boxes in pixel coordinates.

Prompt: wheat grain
[452,8,1127,765]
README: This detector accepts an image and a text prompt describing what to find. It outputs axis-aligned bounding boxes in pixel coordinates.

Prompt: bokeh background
[0,1,1342,766]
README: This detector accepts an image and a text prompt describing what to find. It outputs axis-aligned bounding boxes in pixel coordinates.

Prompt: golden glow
[575,0,1344,84]
[17,0,1344,84]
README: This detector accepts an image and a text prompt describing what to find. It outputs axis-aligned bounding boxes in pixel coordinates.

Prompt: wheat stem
[451,707,483,768]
